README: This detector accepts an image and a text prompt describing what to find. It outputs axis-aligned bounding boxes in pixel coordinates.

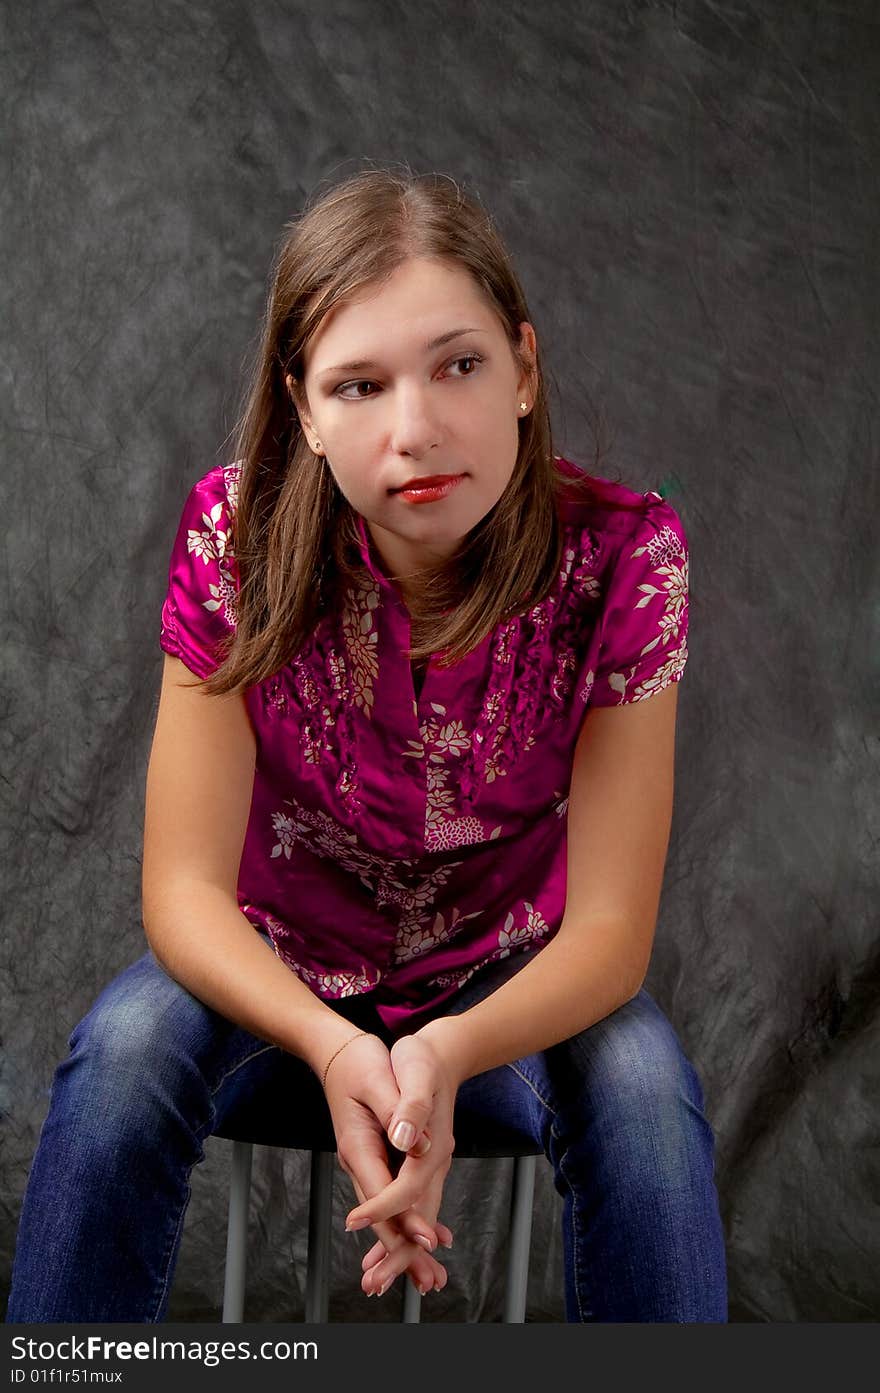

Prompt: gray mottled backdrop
[2,0,878,1323]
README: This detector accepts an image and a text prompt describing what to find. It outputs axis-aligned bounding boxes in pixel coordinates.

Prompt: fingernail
[377,1279,389,1297]
[413,1234,434,1252]
[391,1120,415,1150]
[345,1217,371,1232]
[418,1283,429,1296]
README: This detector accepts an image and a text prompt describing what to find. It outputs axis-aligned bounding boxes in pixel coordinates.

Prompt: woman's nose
[387,383,441,456]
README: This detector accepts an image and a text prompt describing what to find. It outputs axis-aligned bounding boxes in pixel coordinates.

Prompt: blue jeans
[5,939,727,1323]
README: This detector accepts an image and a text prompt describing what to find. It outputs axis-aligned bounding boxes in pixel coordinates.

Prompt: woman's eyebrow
[317,327,488,379]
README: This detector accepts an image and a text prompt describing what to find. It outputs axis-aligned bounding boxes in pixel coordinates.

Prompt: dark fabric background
[1,0,878,1323]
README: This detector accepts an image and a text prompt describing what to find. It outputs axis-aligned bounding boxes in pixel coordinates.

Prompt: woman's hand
[342,1023,464,1295]
[356,1166,454,1296]
[321,1030,450,1294]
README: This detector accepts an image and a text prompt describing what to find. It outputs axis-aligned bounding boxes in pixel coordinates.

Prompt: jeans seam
[557,1139,589,1323]
[503,1060,590,1323]
[151,1178,193,1323]
[503,1059,558,1114]
[152,1041,281,1321]
[209,1043,280,1098]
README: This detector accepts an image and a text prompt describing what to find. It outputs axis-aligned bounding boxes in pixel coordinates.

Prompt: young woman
[6,168,727,1323]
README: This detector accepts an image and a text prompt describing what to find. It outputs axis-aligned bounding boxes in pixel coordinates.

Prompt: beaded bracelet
[321,1030,375,1089]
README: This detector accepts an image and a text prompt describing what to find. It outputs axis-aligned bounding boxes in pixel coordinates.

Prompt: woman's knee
[61,949,224,1102]
[21,953,238,1207]
[548,990,710,1137]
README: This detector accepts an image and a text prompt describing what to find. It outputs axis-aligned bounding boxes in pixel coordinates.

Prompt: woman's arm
[341,681,681,1237]
[144,655,447,1282]
[143,655,359,1074]
[419,682,680,1083]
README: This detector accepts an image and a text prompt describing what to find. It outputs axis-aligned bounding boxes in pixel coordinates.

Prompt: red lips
[393,474,462,492]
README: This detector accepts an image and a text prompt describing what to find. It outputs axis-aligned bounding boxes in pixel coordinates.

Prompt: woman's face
[291,255,537,592]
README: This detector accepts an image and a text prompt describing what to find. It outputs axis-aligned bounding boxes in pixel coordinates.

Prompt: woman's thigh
[445,968,712,1166]
[59,939,383,1149]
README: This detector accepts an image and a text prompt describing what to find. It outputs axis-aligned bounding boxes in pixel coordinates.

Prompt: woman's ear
[285,372,312,432]
[516,322,538,404]
[285,373,324,456]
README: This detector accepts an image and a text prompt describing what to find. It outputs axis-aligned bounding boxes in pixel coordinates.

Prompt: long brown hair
[197,164,645,698]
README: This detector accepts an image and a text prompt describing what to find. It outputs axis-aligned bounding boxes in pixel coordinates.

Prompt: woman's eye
[334,354,483,400]
[447,353,482,377]
[336,380,376,400]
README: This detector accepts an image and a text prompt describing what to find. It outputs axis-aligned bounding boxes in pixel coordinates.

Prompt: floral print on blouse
[158,456,689,1035]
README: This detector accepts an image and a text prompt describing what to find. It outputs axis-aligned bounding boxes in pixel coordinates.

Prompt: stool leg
[401,1276,422,1322]
[503,1154,537,1323]
[305,1150,334,1322]
[222,1140,253,1323]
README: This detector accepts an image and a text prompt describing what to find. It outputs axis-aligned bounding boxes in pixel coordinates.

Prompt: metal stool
[219,1131,543,1323]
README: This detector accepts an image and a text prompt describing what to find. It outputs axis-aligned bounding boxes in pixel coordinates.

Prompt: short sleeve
[587,493,689,706]
[159,464,239,680]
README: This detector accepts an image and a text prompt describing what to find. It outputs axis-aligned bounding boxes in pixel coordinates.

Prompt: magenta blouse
[158,457,689,1035]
